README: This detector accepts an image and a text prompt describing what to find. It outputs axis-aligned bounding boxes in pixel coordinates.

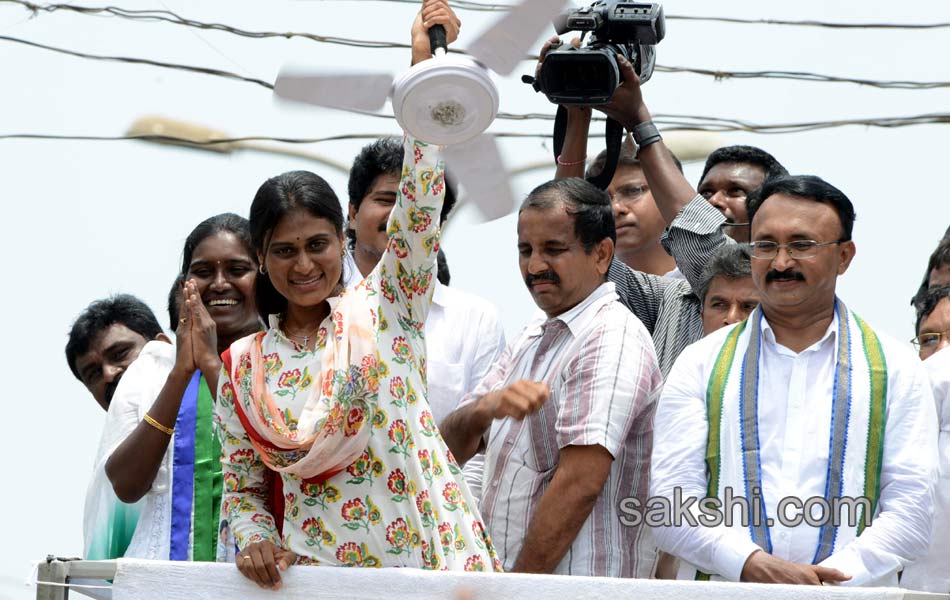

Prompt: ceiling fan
[272,0,569,220]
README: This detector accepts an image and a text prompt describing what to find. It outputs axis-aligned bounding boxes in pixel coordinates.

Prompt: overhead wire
[0,34,275,88]
[6,109,950,149]
[3,0,950,90]
[355,0,950,28]
[2,0,950,144]
[4,30,950,135]
[0,132,601,144]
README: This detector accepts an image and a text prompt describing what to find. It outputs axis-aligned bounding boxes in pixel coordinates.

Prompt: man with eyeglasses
[651,174,938,585]
[902,286,950,592]
[911,285,950,361]
[574,139,684,277]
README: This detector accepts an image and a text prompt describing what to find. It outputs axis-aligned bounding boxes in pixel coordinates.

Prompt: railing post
[35,556,69,600]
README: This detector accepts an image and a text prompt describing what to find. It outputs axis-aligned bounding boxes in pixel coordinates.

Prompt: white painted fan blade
[466,0,569,76]
[443,134,517,221]
[274,70,393,112]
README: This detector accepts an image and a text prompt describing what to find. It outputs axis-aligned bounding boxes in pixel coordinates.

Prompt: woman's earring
[259,264,267,275]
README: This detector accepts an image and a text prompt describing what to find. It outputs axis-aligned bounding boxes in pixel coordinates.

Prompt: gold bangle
[144,413,175,436]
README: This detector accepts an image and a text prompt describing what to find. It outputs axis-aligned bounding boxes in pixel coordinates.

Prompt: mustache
[766,270,805,283]
[525,271,560,287]
[104,374,123,406]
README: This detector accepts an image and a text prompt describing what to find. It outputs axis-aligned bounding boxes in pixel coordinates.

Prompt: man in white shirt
[440,177,662,577]
[67,294,167,562]
[901,287,950,592]
[651,174,938,586]
[66,294,169,411]
[344,137,505,498]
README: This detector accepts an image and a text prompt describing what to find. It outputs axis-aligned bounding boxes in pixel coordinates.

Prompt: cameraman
[541,37,735,377]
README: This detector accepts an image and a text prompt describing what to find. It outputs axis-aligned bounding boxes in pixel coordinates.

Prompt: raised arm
[373,137,444,333]
[595,56,698,225]
[555,106,593,179]
[597,57,730,292]
[531,36,593,181]
[374,1,459,332]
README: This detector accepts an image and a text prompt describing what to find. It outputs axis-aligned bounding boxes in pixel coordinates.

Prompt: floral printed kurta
[215,136,500,571]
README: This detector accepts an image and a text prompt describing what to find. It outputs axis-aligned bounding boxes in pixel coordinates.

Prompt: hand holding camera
[527,1,665,106]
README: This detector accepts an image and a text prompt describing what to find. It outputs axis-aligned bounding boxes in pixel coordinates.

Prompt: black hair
[520,177,616,252]
[65,294,163,380]
[914,285,950,334]
[747,175,856,241]
[437,248,450,286]
[910,237,950,306]
[697,244,753,304]
[586,137,683,179]
[180,213,255,275]
[346,138,457,249]
[250,170,345,322]
[699,145,788,186]
[167,273,186,330]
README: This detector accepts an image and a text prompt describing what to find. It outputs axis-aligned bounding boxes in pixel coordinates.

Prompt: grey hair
[696,243,753,304]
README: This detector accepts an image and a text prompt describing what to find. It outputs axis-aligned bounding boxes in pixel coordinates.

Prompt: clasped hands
[173,278,219,378]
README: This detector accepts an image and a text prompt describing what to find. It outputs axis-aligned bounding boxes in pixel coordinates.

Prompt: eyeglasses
[910,330,950,350]
[748,240,844,260]
[611,185,649,202]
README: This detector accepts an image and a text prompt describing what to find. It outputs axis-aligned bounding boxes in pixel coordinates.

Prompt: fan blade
[273,70,393,112]
[465,0,569,76]
[443,134,517,221]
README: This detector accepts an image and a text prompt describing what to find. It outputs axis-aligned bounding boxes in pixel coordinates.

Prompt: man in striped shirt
[440,177,663,577]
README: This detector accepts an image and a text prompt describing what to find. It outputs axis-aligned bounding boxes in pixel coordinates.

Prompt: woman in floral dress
[215,131,501,589]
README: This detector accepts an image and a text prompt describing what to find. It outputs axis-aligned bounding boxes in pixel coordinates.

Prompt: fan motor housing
[392,55,499,146]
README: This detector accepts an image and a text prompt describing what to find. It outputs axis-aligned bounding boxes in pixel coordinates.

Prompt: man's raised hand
[592,55,650,130]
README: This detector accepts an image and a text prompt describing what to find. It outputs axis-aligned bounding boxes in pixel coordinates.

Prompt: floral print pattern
[215,136,499,571]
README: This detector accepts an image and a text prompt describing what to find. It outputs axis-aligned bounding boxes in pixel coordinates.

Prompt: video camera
[528,1,665,105]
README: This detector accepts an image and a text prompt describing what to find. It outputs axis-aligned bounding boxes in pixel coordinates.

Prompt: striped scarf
[692,299,887,580]
[168,372,222,561]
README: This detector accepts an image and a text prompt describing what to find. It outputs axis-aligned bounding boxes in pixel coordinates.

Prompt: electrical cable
[5,32,950,135]
[354,0,950,28]
[6,109,950,149]
[0,34,274,88]
[4,1,950,90]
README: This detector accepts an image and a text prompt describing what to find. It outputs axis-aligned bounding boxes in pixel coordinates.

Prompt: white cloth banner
[109,559,938,600]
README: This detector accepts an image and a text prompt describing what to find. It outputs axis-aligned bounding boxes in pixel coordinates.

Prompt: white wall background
[1,1,948,597]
